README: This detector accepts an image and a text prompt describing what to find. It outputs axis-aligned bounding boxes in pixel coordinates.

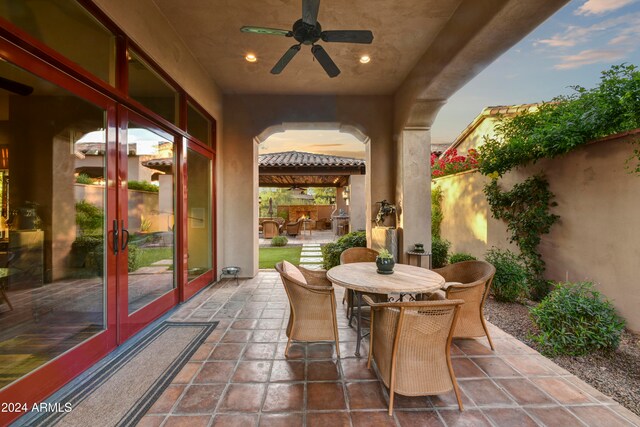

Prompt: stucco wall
[222,95,394,276]
[435,132,640,331]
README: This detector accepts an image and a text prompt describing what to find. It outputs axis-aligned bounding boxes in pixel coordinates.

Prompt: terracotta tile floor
[141,272,640,427]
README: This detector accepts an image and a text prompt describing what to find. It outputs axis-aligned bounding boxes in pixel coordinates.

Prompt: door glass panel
[0,60,106,389]
[126,122,175,313]
[127,50,178,126]
[0,0,116,84]
[187,148,212,281]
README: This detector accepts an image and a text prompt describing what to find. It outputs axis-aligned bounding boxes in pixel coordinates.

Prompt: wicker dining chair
[363,296,465,415]
[421,260,496,350]
[275,261,340,358]
[339,247,380,323]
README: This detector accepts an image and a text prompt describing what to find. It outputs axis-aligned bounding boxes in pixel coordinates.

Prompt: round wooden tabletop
[326,262,444,294]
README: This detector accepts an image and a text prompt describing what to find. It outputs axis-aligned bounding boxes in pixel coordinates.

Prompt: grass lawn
[259,246,302,269]
[136,247,173,268]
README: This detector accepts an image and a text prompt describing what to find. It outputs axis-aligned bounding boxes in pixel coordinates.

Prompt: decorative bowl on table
[413,243,425,253]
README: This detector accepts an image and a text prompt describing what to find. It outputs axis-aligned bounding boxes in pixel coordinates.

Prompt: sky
[431,0,640,145]
[259,130,366,159]
[260,0,640,155]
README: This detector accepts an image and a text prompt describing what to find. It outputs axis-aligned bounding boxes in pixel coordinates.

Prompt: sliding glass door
[184,142,215,298]
[0,44,118,413]
[117,108,178,341]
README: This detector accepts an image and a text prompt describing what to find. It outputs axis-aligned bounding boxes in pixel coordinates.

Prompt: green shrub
[478,64,640,177]
[484,175,558,301]
[75,173,95,185]
[530,282,625,356]
[431,237,450,268]
[72,235,103,251]
[85,246,104,276]
[128,180,159,193]
[321,231,367,269]
[431,186,443,238]
[277,211,289,222]
[76,201,104,235]
[449,252,477,264]
[271,236,288,247]
[72,235,103,273]
[485,248,529,302]
[128,245,142,272]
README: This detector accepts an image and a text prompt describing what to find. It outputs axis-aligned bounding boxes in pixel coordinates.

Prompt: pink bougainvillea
[431,148,478,178]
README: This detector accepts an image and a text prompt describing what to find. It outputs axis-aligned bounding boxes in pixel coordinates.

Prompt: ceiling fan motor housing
[292,19,322,45]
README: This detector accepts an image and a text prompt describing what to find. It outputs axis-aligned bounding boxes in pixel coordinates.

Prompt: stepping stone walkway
[299,243,324,270]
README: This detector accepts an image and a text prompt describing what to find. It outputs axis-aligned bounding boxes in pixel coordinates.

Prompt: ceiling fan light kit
[240,0,373,78]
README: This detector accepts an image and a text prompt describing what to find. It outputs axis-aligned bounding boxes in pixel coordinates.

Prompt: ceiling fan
[240,0,374,78]
[287,182,308,192]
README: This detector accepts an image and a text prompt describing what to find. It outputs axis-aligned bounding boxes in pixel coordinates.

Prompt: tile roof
[259,151,365,168]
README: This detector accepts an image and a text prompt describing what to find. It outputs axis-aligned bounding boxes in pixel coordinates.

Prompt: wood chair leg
[0,288,13,311]
[481,317,495,351]
[367,309,374,369]
[285,336,292,358]
[452,379,464,411]
[331,299,341,358]
[446,347,464,411]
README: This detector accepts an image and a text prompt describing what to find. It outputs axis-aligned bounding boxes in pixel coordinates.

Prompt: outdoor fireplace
[288,206,319,222]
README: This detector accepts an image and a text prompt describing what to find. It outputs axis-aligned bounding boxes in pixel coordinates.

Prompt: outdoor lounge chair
[286,219,303,237]
[363,296,465,415]
[339,247,380,323]
[275,261,340,358]
[419,260,496,350]
[262,219,280,238]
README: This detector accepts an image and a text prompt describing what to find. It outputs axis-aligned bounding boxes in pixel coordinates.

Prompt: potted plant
[376,249,395,274]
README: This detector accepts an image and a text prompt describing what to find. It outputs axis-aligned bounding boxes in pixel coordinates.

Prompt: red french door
[115,107,180,342]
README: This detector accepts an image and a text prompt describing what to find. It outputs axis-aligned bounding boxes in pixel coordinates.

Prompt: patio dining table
[327,262,445,356]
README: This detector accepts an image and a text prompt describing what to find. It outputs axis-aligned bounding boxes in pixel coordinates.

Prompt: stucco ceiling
[151,0,463,95]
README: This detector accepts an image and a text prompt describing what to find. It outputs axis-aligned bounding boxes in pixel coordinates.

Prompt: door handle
[112,219,119,255]
[120,220,129,251]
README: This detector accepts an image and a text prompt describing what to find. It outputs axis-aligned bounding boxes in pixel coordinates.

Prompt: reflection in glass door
[122,120,176,317]
[187,147,212,282]
[0,60,110,389]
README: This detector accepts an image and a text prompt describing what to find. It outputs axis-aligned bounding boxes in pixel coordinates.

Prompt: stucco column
[349,175,366,232]
[396,128,431,264]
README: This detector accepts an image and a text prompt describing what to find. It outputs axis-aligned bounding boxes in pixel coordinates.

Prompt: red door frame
[0,39,118,426]
[116,106,181,342]
[0,5,219,422]
[182,140,216,300]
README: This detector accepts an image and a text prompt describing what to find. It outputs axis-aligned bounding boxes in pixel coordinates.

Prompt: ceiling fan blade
[311,45,340,78]
[302,0,320,26]
[321,30,374,44]
[240,26,292,37]
[0,76,34,96]
[271,45,301,75]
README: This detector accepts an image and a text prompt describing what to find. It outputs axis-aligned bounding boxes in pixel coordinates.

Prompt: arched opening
[255,123,371,270]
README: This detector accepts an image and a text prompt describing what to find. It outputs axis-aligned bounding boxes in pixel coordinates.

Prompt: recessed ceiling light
[245,54,257,63]
[359,55,371,64]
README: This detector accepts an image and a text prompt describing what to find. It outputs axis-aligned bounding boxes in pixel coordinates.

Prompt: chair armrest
[442,281,463,290]
[445,280,483,291]
[363,294,465,309]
